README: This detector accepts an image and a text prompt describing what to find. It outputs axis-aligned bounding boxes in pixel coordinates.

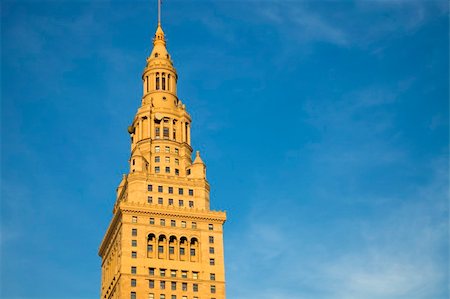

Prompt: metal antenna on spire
[158,0,161,25]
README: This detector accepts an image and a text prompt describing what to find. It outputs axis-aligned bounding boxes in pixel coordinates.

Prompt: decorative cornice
[120,201,226,223]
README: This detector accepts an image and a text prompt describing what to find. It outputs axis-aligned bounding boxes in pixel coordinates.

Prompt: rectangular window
[132,229,137,236]
[169,246,174,254]
[175,148,179,154]
[211,285,216,293]
[168,198,173,205]
[210,258,215,265]
[148,196,153,204]
[171,270,177,277]
[165,167,170,173]
[171,296,176,299]
[160,269,166,277]
[149,268,155,276]
[155,156,160,162]
[189,201,194,208]
[180,248,185,255]
[179,200,184,207]
[209,247,215,254]
[187,169,191,175]
[193,283,198,292]
[165,146,170,153]
[131,240,137,247]
[131,279,136,287]
[163,127,169,139]
[165,156,170,163]
[192,222,197,229]
[149,280,155,288]
[208,224,214,231]
[182,297,187,299]
[181,221,186,228]
[182,282,187,291]
[160,281,165,289]
[149,294,155,299]
[149,218,155,225]
[155,146,160,153]
[147,244,153,252]
[155,166,160,173]
[158,246,164,253]
[181,271,188,279]
[168,187,173,194]
[175,169,179,176]
[131,292,136,299]
[132,216,138,223]
[131,251,137,258]
[148,184,153,191]
[178,188,184,195]
[131,266,136,274]
[158,197,163,204]
[173,129,176,140]
[175,158,179,165]
[160,219,165,226]
[189,189,194,196]
[192,272,198,280]
[209,236,214,244]
[155,127,160,138]
[160,295,165,299]
[190,248,196,256]
[171,220,176,227]
[171,281,176,290]
[210,273,215,281]
[158,185,163,192]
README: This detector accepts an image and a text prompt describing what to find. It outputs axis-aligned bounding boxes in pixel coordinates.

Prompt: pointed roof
[132,145,143,158]
[193,151,204,165]
[146,23,175,71]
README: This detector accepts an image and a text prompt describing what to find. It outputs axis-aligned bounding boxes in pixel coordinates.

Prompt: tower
[98,4,227,299]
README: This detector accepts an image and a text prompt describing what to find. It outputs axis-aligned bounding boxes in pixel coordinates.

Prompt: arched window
[156,73,160,90]
[190,237,199,262]
[179,236,188,261]
[158,235,167,259]
[169,235,177,259]
[162,73,166,90]
[147,233,156,258]
[146,76,149,92]
[167,74,171,91]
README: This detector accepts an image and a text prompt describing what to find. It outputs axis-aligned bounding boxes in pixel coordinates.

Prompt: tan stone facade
[98,17,227,299]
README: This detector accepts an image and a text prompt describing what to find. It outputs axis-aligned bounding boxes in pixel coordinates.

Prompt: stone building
[98,5,227,299]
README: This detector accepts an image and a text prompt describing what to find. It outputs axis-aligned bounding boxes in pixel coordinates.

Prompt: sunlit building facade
[98,10,226,299]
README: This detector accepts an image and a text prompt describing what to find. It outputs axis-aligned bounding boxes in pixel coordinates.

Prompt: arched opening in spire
[156,72,160,90]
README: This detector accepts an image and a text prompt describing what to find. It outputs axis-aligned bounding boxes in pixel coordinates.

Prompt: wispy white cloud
[251,0,447,48]
[227,159,448,299]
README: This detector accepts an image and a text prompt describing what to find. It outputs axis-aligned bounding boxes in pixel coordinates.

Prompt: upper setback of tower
[127,23,205,177]
[111,23,214,213]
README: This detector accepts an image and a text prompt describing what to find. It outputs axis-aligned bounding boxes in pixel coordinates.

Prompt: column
[139,118,143,140]
[170,118,174,141]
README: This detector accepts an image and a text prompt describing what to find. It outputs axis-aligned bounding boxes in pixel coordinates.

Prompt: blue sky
[1,1,448,298]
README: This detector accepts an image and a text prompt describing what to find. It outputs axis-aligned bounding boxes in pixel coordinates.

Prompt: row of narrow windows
[145,72,171,92]
[154,156,179,164]
[147,185,194,196]
[147,197,195,208]
[155,146,178,154]
[131,218,214,231]
[131,280,217,292]
[131,292,217,299]
[131,268,215,281]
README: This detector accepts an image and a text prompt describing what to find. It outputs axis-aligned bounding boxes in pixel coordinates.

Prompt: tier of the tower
[127,24,202,179]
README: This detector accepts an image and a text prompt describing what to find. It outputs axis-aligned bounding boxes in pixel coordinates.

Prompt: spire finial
[157,0,161,26]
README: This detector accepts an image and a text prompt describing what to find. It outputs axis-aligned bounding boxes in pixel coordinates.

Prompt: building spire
[157,0,161,26]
